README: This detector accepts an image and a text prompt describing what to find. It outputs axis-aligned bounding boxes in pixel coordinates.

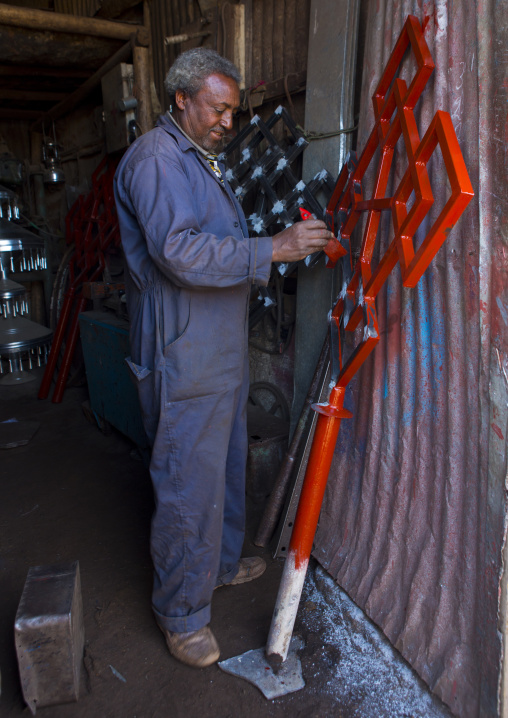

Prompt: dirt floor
[0,369,452,718]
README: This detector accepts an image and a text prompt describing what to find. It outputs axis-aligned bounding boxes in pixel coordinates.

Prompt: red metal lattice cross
[265,15,475,667]
[325,14,474,391]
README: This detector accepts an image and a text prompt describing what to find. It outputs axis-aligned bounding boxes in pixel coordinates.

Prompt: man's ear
[174,89,187,111]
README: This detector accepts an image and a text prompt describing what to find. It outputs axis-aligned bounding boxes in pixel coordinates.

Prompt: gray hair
[164,48,241,100]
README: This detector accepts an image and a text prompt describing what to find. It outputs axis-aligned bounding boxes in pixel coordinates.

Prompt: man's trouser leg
[216,370,249,585]
[149,383,246,633]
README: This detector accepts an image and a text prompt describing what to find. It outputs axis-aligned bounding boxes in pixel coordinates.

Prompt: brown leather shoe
[217,556,266,588]
[159,625,220,668]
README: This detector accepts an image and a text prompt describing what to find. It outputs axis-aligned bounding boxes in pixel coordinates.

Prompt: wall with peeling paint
[313,1,508,716]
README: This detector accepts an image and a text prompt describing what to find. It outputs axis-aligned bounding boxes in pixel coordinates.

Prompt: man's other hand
[271,220,333,263]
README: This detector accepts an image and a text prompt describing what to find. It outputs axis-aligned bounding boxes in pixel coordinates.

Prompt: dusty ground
[0,369,451,717]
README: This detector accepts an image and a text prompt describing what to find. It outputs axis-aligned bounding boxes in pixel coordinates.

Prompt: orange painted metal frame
[286,15,474,570]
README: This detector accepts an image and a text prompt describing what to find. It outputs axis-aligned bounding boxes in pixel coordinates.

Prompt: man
[114,48,332,668]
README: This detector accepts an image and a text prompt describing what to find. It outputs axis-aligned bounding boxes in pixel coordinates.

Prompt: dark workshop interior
[0,1,505,717]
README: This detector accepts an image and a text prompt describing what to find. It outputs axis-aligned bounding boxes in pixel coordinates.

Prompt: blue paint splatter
[496,296,508,327]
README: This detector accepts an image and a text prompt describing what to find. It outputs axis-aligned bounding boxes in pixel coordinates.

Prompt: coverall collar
[156,111,216,158]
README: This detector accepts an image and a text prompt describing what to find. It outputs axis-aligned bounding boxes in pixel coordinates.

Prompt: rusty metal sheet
[312,2,508,717]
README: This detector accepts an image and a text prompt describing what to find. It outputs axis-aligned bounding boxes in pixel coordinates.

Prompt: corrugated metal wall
[248,0,310,85]
[150,0,197,112]
[313,2,508,717]
[149,0,310,115]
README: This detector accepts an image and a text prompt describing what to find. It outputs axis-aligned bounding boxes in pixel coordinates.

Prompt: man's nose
[220,110,233,130]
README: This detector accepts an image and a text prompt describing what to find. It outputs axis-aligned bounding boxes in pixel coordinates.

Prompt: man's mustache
[211,128,237,142]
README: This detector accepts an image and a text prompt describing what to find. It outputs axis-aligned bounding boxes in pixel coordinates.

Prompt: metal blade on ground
[218,635,305,699]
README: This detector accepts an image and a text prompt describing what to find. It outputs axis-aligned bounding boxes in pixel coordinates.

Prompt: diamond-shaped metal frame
[324,14,474,390]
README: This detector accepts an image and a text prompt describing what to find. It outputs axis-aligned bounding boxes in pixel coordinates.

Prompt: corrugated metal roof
[54,0,101,16]
[313,1,507,716]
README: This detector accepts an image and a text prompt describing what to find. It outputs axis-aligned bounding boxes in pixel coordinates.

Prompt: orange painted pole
[266,387,352,668]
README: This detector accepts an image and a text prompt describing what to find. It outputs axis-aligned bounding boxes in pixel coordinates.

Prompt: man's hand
[271,220,333,263]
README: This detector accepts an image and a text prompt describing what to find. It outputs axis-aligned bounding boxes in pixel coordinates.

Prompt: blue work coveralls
[114,113,273,633]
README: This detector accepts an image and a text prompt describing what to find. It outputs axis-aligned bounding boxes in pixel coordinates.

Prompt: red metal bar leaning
[38,287,75,400]
[38,158,120,402]
[265,14,474,667]
[51,294,87,403]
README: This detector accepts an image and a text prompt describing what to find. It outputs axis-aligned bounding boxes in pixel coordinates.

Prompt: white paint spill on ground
[296,564,451,717]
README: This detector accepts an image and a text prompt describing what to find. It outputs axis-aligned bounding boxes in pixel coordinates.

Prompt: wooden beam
[0,108,42,119]
[1,89,68,101]
[0,26,126,68]
[0,65,92,79]
[30,38,134,130]
[0,2,142,41]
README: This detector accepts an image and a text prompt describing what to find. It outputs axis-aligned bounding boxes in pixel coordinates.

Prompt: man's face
[174,73,240,153]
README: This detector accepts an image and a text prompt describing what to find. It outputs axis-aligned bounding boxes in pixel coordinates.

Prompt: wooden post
[133,44,153,135]
[143,0,160,124]
[232,4,246,89]
[30,131,42,165]
[30,131,45,219]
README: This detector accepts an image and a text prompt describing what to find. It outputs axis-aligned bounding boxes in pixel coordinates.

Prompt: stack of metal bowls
[0,218,52,384]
